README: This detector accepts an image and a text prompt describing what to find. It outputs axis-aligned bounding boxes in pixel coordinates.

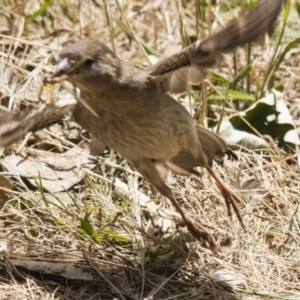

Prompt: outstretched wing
[149,0,285,93]
[0,105,74,147]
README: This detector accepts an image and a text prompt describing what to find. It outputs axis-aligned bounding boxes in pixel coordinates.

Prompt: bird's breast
[74,86,198,161]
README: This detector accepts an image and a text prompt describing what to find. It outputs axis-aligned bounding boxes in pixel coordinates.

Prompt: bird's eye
[84,58,94,68]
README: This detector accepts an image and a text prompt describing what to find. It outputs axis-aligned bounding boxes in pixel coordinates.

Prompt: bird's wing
[149,0,285,94]
[0,105,74,147]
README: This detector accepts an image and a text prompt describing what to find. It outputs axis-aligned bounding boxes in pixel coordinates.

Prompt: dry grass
[0,0,300,299]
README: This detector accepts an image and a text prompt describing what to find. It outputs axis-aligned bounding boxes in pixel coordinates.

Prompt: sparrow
[0,0,285,250]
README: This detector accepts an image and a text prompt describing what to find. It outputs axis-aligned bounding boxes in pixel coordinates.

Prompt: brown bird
[0,0,285,250]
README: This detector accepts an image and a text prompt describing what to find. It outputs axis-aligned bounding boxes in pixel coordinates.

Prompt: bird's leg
[205,165,245,231]
[149,163,169,197]
[133,159,218,251]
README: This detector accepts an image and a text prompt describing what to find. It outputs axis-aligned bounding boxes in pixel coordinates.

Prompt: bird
[0,0,285,250]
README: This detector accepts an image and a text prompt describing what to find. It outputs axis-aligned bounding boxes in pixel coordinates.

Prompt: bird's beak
[52,58,70,78]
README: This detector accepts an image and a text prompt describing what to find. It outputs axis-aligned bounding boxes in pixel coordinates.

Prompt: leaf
[209,269,246,285]
[273,37,300,75]
[209,70,255,101]
[25,0,54,24]
[81,216,102,245]
[208,89,255,101]
[102,229,130,243]
[217,118,267,149]
[0,144,96,193]
[232,65,252,87]
[210,72,229,85]
[138,38,160,57]
[228,91,300,151]
[295,2,300,18]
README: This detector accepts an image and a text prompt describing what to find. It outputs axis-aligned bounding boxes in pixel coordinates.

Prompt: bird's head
[52,38,117,80]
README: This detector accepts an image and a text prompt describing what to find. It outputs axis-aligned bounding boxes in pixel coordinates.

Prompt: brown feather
[149,0,285,94]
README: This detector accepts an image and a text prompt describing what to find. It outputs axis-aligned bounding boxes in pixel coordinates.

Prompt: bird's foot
[206,165,245,231]
[182,214,219,252]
